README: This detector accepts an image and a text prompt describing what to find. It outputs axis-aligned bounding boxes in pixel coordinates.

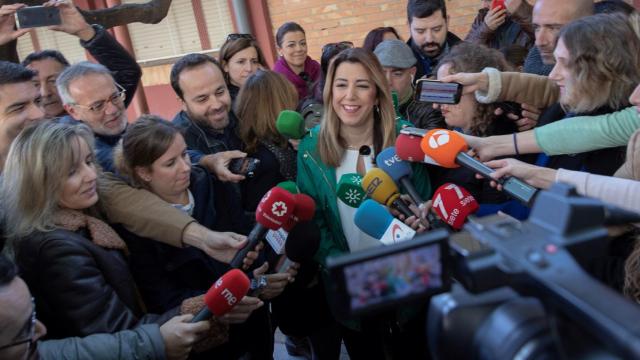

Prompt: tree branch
[0,0,173,62]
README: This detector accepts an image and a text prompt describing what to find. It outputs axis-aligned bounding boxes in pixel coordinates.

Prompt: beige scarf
[53,209,128,252]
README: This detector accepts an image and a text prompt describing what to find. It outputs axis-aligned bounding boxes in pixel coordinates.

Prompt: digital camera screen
[343,242,443,311]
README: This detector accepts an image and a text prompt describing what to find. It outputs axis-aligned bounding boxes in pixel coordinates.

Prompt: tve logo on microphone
[382,153,402,167]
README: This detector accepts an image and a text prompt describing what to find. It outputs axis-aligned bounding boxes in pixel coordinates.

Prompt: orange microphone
[420,129,537,205]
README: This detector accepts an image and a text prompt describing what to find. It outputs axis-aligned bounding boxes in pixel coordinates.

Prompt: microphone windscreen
[431,183,479,230]
[204,269,251,317]
[277,180,299,194]
[396,134,427,163]
[420,129,468,168]
[362,168,401,207]
[376,146,413,182]
[293,193,316,221]
[337,173,366,208]
[256,187,296,230]
[276,110,306,139]
[354,199,394,239]
[285,220,321,263]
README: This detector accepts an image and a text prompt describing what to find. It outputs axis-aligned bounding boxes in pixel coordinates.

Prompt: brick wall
[266,0,485,61]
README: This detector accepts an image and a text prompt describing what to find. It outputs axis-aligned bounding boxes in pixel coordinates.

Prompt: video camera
[326,183,640,359]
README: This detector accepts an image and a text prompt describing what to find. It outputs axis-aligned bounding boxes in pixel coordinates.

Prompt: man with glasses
[20,0,141,120]
[57,61,128,173]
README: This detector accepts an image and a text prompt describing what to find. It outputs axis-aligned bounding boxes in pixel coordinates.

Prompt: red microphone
[191,269,251,322]
[431,183,479,230]
[230,187,296,268]
[396,133,432,163]
[283,193,316,231]
[267,193,316,259]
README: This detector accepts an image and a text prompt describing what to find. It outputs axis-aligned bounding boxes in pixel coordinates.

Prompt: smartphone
[491,0,505,10]
[327,230,450,319]
[414,79,463,105]
[229,157,260,178]
[15,6,61,29]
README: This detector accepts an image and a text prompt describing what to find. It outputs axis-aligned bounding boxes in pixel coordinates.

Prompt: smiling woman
[296,48,433,358]
[273,22,320,103]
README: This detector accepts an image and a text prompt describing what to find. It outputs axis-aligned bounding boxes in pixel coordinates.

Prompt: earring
[375,104,380,114]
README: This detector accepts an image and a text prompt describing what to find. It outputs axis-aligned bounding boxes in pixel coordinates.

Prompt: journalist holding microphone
[297,48,431,359]
[0,122,214,359]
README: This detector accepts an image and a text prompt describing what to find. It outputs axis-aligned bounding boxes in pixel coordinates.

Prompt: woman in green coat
[297,48,432,359]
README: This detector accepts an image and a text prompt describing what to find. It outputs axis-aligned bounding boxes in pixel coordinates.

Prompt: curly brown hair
[436,42,512,136]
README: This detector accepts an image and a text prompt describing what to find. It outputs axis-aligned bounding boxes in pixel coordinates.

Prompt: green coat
[296,120,433,267]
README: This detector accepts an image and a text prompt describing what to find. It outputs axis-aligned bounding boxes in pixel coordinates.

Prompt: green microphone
[276,110,306,139]
[337,173,366,208]
[277,180,299,194]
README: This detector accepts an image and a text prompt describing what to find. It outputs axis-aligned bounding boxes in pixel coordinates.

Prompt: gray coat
[38,324,165,360]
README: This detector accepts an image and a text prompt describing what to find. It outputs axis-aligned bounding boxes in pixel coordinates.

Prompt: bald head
[533,0,594,65]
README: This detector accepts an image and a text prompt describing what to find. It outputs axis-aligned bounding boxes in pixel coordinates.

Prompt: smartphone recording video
[414,79,463,105]
[15,6,61,29]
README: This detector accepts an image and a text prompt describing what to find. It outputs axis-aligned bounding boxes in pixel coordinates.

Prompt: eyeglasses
[322,41,354,55]
[0,297,37,352]
[226,33,255,41]
[71,83,126,114]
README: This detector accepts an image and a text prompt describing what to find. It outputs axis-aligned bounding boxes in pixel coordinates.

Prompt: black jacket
[172,110,243,155]
[120,166,247,313]
[82,24,142,107]
[408,32,462,81]
[16,227,177,340]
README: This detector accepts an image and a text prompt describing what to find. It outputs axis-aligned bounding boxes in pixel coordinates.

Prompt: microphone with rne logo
[362,168,414,218]
[419,129,538,205]
[376,147,424,206]
[354,199,416,245]
[276,110,306,139]
[191,269,251,323]
[230,187,296,268]
[337,173,366,208]
[431,183,479,230]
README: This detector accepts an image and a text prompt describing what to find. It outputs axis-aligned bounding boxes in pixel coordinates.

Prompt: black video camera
[327,183,640,359]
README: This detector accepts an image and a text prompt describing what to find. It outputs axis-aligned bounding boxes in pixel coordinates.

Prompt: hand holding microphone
[190,269,251,322]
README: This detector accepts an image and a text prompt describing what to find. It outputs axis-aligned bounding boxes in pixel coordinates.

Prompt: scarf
[54,209,127,252]
[273,56,320,100]
[260,139,297,181]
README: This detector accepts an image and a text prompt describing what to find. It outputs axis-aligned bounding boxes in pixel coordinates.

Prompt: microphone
[419,129,538,205]
[396,133,430,163]
[277,221,321,273]
[376,147,424,206]
[191,269,251,322]
[277,180,299,194]
[354,199,416,245]
[337,173,366,208]
[276,110,306,139]
[230,187,296,268]
[431,183,479,230]
[266,193,316,255]
[362,168,414,218]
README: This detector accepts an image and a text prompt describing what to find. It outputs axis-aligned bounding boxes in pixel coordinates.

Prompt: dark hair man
[406,0,462,80]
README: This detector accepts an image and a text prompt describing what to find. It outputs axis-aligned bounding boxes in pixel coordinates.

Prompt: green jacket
[296,120,432,267]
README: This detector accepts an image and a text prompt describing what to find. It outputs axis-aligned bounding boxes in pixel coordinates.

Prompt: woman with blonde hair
[296,47,431,359]
[1,121,211,358]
